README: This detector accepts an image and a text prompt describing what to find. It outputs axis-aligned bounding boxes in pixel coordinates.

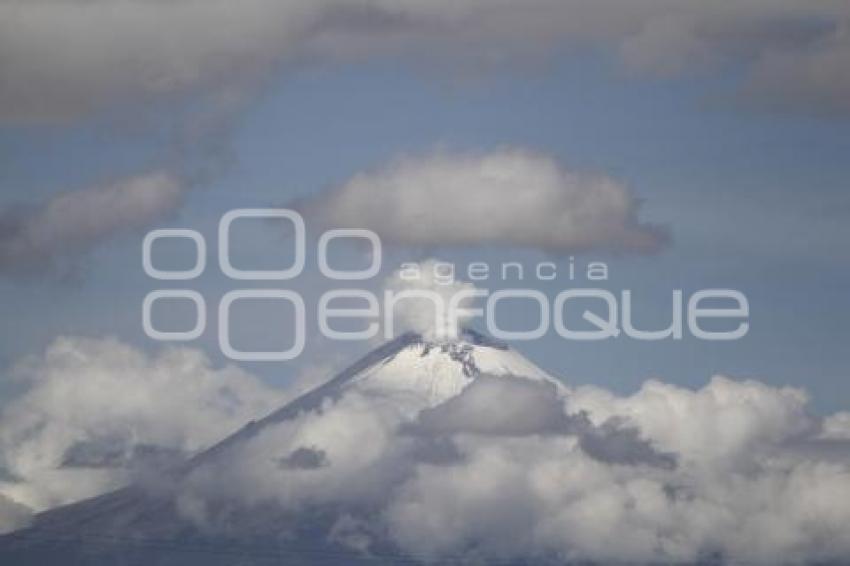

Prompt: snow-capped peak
[347,328,560,409]
[188,329,562,467]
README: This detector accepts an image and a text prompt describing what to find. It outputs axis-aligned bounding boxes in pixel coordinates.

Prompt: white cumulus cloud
[298,149,668,254]
[0,337,286,512]
[174,371,850,564]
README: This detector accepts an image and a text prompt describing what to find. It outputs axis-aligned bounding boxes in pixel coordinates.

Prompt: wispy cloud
[1,0,848,122]
[0,170,183,276]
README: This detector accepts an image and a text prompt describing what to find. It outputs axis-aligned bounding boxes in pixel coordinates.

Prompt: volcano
[0,329,562,565]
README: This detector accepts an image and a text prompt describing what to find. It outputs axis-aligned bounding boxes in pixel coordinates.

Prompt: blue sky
[2,50,848,412]
[5,6,850,561]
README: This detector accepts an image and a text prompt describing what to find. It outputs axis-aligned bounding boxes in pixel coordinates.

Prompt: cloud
[0,494,31,536]
[744,29,850,114]
[0,170,184,276]
[0,336,286,512]
[409,375,677,469]
[382,258,480,341]
[410,376,572,437]
[1,1,848,122]
[298,149,669,253]
[0,0,308,123]
[0,335,848,563]
[565,376,818,467]
[820,411,850,440]
[172,369,850,564]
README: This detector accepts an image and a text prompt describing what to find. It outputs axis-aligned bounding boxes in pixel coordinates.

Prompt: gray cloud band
[1,0,848,122]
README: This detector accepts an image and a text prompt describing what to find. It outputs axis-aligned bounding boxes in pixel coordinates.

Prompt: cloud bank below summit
[1,335,849,562]
[171,369,850,564]
[297,149,668,254]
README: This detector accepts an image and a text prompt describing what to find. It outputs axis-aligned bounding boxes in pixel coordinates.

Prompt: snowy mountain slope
[347,329,558,412]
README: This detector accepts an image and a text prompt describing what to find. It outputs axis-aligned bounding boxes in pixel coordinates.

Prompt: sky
[1,29,848,412]
[2,2,850,561]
